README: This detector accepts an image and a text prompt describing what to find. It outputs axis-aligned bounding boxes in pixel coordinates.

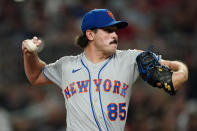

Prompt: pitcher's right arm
[22,36,52,86]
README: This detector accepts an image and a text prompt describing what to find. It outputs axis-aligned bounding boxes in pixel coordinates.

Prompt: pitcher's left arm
[161,60,189,90]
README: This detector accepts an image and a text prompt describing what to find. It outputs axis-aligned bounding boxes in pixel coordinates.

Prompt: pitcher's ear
[86,29,95,41]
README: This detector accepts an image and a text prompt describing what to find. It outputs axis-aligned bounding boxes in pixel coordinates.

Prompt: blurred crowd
[0,0,196,131]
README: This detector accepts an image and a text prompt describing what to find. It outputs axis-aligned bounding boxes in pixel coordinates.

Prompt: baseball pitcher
[22,9,188,131]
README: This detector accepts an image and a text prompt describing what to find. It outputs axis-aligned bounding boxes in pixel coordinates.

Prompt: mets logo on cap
[107,10,114,19]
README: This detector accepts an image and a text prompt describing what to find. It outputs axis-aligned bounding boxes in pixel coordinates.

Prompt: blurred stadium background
[0,0,196,131]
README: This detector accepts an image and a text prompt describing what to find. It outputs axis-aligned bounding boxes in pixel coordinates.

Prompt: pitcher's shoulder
[115,49,141,57]
[57,53,82,64]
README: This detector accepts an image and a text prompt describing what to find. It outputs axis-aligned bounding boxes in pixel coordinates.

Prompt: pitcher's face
[93,26,118,56]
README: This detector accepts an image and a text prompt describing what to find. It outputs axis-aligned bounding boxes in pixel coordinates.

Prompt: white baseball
[26,40,39,52]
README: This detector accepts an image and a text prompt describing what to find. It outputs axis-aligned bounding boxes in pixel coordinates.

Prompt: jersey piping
[80,58,101,131]
[97,56,112,131]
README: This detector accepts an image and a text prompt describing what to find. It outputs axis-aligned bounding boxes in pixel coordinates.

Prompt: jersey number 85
[107,103,126,121]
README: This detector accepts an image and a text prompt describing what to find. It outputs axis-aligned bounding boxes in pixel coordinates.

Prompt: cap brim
[113,21,128,29]
[99,21,128,30]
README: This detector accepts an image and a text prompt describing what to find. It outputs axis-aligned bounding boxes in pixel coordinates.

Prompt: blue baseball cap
[81,9,128,32]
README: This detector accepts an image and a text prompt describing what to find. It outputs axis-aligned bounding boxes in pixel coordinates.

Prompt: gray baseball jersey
[43,49,140,131]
